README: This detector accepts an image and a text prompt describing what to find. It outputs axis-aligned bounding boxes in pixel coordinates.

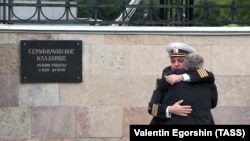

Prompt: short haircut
[184,53,204,70]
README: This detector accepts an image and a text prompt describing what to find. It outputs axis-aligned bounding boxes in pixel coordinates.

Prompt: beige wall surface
[0,26,250,140]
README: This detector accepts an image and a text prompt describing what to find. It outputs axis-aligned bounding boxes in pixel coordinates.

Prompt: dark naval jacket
[148,66,218,125]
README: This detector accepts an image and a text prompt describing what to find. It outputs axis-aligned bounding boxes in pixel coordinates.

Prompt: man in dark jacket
[148,42,218,125]
[151,53,217,125]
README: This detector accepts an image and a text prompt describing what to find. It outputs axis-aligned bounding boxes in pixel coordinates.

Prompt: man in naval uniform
[156,53,217,124]
[148,42,217,125]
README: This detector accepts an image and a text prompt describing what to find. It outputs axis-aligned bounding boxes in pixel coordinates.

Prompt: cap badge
[173,47,179,53]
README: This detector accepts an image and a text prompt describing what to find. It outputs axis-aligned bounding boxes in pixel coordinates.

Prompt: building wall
[0,26,250,140]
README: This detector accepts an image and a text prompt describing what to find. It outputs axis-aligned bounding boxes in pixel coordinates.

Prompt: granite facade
[0,30,249,140]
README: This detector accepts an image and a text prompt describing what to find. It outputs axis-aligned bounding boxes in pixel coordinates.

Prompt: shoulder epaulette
[197,68,208,78]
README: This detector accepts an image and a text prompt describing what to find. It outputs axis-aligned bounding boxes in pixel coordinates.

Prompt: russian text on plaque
[21,40,82,83]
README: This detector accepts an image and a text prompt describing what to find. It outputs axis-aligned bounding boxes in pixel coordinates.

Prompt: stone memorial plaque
[21,40,82,83]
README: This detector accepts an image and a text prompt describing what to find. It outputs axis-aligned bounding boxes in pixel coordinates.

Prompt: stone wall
[0,26,250,140]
